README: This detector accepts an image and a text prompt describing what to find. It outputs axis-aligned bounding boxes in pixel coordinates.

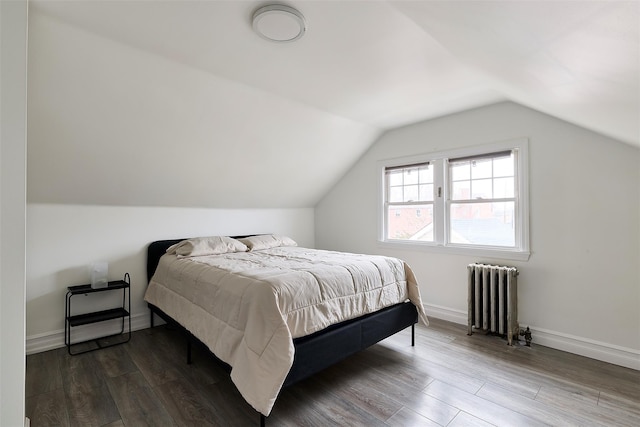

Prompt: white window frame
[378,138,530,261]
[384,161,435,242]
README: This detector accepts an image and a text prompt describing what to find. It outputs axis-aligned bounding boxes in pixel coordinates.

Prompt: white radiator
[467,263,519,345]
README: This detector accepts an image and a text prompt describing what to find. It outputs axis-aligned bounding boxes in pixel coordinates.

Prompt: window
[384,162,434,242]
[379,139,529,260]
[448,151,516,247]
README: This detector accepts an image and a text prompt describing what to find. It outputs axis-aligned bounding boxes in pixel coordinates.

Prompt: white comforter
[144,246,427,416]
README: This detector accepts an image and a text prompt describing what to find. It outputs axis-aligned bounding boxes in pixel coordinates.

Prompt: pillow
[238,234,297,251]
[166,236,247,258]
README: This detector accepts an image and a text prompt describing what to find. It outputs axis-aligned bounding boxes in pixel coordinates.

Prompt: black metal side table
[65,272,131,355]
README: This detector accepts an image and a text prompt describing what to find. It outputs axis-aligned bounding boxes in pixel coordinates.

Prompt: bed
[144,235,427,423]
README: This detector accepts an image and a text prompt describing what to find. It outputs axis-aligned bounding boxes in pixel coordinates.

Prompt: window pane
[389,186,403,202]
[419,184,434,202]
[404,185,419,202]
[387,204,434,241]
[450,202,515,247]
[419,166,433,183]
[451,162,470,181]
[388,170,403,186]
[471,178,492,199]
[493,155,514,177]
[452,180,470,200]
[471,158,492,179]
[494,177,514,198]
[404,169,419,185]
[387,164,433,204]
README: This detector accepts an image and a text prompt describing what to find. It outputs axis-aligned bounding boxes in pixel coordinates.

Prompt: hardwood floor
[26,318,640,426]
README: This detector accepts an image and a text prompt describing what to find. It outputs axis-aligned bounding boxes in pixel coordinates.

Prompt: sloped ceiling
[27,0,639,209]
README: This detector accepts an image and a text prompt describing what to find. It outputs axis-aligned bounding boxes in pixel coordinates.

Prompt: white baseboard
[527,326,640,371]
[26,312,151,355]
[424,303,640,371]
[424,303,467,325]
[28,305,640,371]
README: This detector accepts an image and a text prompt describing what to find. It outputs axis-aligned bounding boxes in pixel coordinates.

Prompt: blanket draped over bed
[144,246,427,416]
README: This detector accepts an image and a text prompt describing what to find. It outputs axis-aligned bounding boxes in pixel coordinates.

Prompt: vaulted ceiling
[27,0,639,208]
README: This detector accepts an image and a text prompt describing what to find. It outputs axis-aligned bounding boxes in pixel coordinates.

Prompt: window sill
[378,240,531,262]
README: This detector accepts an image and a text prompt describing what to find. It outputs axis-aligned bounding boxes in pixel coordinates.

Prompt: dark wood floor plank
[424,379,548,427]
[378,338,486,394]
[125,330,184,387]
[431,317,640,403]
[399,389,461,426]
[338,352,427,399]
[25,348,63,397]
[340,360,459,425]
[197,380,259,427]
[386,329,544,399]
[477,381,594,426]
[106,371,176,427]
[345,343,437,391]
[269,386,341,427]
[314,364,405,422]
[447,411,495,427]
[534,383,640,427]
[399,318,640,416]
[25,320,640,427]
[368,352,436,391]
[536,383,599,406]
[135,327,230,388]
[25,388,69,427]
[153,376,222,426]
[94,344,138,378]
[175,341,237,386]
[385,406,442,427]
[59,351,107,395]
[598,390,640,417]
[65,383,121,427]
[287,375,388,427]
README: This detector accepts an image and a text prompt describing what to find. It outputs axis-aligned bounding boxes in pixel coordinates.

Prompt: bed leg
[411,323,415,347]
[187,338,192,365]
[260,414,266,427]
[150,310,154,328]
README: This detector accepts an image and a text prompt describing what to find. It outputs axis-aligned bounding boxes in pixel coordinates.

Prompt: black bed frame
[146,238,418,425]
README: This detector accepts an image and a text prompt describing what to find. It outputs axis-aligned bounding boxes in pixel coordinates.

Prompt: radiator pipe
[519,326,532,346]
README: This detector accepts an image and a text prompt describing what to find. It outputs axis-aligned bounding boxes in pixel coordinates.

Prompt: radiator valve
[519,326,532,346]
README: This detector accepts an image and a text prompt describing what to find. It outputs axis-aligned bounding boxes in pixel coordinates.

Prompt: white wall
[27,10,378,209]
[26,204,314,353]
[1,0,28,424]
[315,102,640,369]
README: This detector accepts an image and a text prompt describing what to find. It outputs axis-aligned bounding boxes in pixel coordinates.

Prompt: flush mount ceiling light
[252,4,306,42]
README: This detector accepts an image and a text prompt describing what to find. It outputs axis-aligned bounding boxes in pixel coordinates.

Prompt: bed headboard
[146,239,184,283]
[146,235,259,283]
